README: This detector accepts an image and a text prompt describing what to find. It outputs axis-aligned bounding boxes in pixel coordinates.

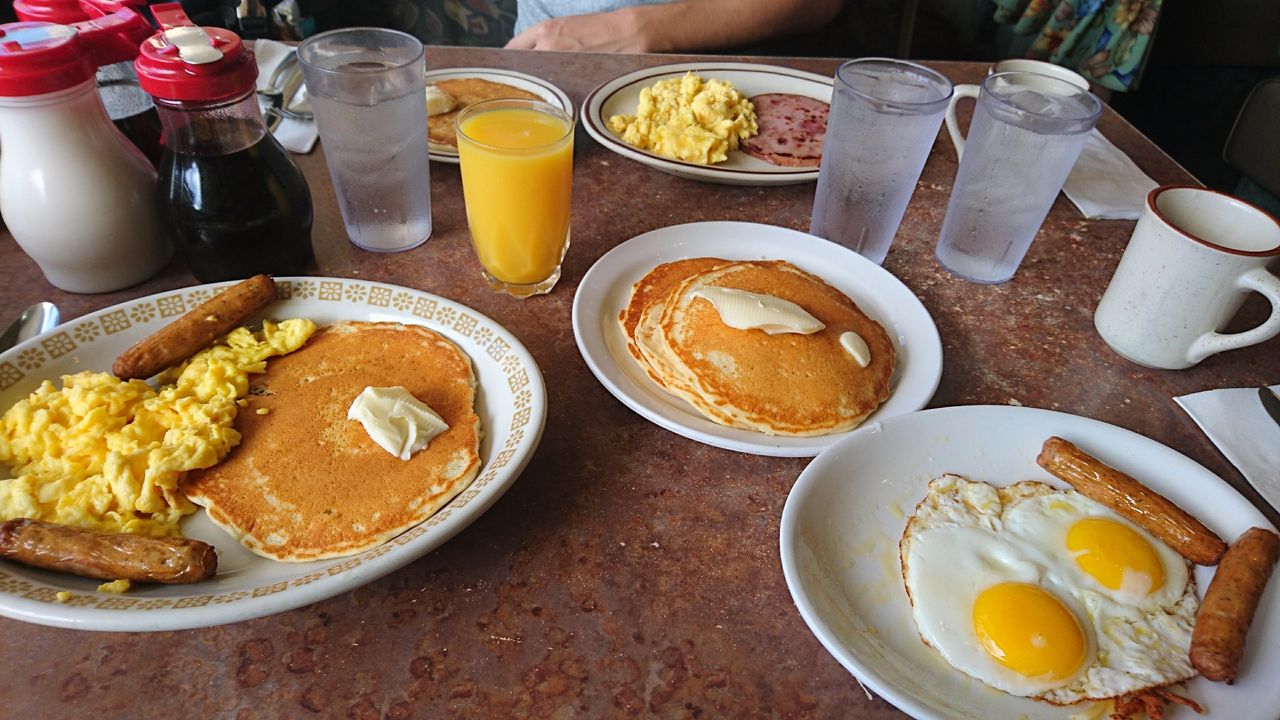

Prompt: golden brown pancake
[182,321,482,561]
[627,259,895,436]
[428,78,542,148]
[619,257,729,380]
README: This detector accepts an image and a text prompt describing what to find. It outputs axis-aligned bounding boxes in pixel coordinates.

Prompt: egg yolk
[1066,517,1165,595]
[972,582,1087,681]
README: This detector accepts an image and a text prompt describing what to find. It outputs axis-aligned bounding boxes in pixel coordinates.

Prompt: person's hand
[505,10,655,52]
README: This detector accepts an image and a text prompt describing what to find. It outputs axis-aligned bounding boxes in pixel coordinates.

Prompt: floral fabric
[991,0,1162,91]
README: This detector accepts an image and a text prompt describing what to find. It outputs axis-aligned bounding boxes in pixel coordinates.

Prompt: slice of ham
[741,93,829,168]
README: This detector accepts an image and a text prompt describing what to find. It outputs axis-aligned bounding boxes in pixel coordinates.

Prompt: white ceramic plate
[571,221,942,457]
[582,62,832,186]
[780,405,1279,720]
[0,278,546,631]
[425,67,574,164]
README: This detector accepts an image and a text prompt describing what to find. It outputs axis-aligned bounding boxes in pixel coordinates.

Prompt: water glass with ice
[936,72,1102,283]
[809,59,953,265]
[298,28,432,252]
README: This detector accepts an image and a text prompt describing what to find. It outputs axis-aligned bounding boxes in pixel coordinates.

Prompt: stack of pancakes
[182,321,482,562]
[621,258,895,436]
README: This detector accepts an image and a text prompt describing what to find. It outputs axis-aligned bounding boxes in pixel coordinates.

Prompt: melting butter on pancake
[619,257,729,385]
[181,321,482,561]
[428,78,542,149]
[623,259,895,436]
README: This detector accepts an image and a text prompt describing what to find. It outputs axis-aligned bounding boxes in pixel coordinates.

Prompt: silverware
[258,50,298,131]
[265,64,312,125]
[0,302,60,353]
[1259,386,1280,428]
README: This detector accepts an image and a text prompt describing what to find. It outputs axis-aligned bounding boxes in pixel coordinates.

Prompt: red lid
[12,0,87,25]
[0,9,148,96]
[135,3,256,103]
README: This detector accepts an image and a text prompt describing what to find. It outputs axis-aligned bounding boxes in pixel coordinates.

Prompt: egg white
[900,475,1199,705]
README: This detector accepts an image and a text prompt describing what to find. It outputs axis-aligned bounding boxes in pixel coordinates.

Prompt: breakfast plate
[582,62,833,186]
[572,221,942,457]
[425,67,573,164]
[0,278,546,631]
[780,405,1279,720]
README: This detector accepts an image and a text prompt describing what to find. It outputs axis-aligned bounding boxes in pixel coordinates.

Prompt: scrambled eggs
[608,72,757,165]
[0,319,315,538]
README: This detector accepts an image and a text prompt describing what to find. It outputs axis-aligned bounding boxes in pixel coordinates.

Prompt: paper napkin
[254,39,317,154]
[1062,129,1159,220]
[1175,384,1280,512]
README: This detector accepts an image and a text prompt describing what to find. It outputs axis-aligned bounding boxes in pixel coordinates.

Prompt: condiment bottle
[0,8,172,293]
[12,0,163,166]
[136,3,314,283]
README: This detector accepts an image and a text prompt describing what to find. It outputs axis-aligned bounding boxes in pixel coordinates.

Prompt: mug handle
[1187,267,1280,365]
[944,84,981,161]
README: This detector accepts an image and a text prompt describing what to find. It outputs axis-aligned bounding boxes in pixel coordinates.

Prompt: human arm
[505,0,844,53]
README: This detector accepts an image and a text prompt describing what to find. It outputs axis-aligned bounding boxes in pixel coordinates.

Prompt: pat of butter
[347,386,449,461]
[693,287,824,335]
[425,85,457,116]
[840,331,871,367]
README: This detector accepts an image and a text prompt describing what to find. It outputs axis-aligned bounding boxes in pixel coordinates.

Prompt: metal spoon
[0,302,60,353]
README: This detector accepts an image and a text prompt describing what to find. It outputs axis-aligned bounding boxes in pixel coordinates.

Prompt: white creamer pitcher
[0,9,171,293]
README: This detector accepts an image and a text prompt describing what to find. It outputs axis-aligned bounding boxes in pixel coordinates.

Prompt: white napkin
[1175,384,1280,512]
[1062,129,1159,220]
[254,39,317,154]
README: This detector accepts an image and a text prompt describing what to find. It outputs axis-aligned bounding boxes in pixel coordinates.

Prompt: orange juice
[456,103,574,293]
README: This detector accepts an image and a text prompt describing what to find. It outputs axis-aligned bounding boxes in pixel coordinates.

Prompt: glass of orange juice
[455,98,574,297]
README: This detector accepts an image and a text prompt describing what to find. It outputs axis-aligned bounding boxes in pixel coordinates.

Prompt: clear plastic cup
[809,58,953,265]
[298,28,431,252]
[455,98,574,297]
[936,71,1102,283]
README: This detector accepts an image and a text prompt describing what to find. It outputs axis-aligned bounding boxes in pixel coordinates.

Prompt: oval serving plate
[0,278,546,631]
[582,61,833,186]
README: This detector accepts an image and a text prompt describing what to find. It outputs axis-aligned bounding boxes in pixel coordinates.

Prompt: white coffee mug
[1094,185,1280,369]
[945,59,1091,159]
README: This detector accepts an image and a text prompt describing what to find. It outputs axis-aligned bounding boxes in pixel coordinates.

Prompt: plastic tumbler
[456,98,574,297]
[298,28,432,252]
[809,58,953,265]
[936,72,1102,283]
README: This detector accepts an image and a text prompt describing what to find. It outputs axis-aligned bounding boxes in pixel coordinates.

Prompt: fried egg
[900,474,1198,705]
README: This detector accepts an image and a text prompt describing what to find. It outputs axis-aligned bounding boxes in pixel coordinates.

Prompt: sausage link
[0,518,217,584]
[1190,527,1280,683]
[1036,436,1227,565]
[112,274,276,380]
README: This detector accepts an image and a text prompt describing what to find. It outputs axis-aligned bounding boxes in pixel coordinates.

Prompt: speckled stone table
[0,48,1275,719]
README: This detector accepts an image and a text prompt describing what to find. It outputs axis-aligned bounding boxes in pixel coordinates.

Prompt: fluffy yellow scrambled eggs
[608,72,758,165]
[0,319,315,538]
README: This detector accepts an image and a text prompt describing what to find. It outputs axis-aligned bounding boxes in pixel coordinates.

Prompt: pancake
[619,257,729,380]
[428,78,542,148]
[182,321,482,561]
[630,259,895,436]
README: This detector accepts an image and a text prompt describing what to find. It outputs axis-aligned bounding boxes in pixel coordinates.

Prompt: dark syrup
[159,134,315,282]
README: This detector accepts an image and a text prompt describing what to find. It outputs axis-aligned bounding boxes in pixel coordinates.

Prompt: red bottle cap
[134,2,256,103]
[12,0,87,25]
[0,8,150,97]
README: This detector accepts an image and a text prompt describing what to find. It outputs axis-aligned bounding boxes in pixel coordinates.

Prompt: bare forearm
[625,0,844,53]
[506,0,844,53]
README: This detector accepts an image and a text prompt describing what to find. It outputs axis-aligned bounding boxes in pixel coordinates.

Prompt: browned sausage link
[1036,436,1227,566]
[1190,527,1280,683]
[112,274,276,380]
[0,518,217,584]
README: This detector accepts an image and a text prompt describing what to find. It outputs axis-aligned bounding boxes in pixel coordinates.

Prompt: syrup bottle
[0,7,172,293]
[136,2,314,283]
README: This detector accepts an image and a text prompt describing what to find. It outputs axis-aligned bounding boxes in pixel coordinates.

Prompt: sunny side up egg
[0,319,315,537]
[900,474,1198,706]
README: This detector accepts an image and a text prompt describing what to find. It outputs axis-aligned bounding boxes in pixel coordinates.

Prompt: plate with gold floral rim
[0,277,545,631]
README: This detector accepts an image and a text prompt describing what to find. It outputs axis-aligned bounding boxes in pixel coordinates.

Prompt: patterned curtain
[991,0,1162,91]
